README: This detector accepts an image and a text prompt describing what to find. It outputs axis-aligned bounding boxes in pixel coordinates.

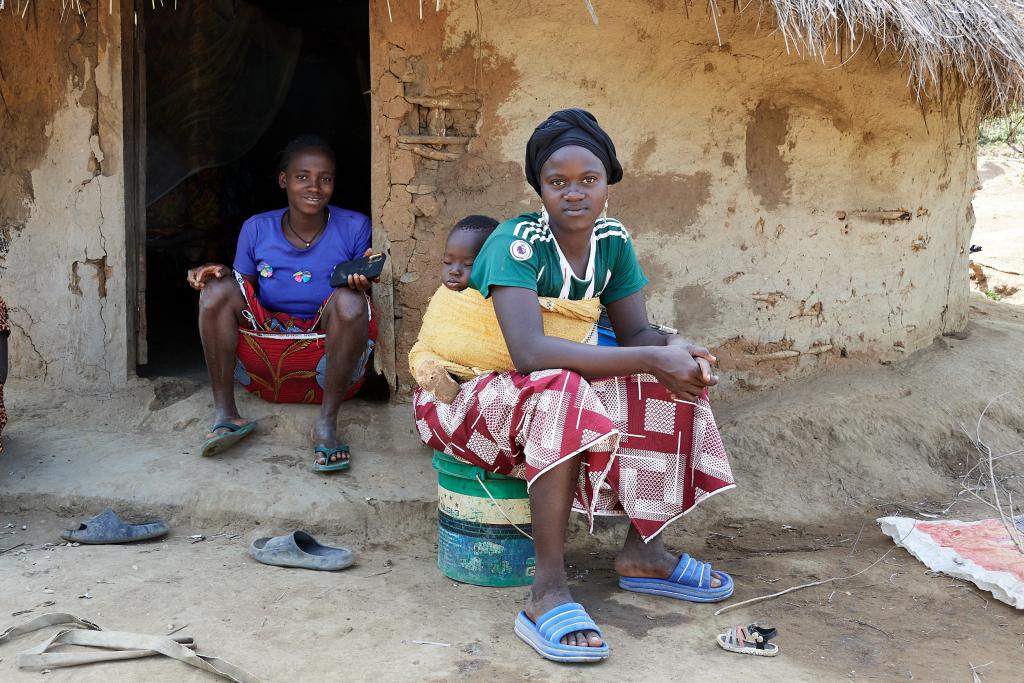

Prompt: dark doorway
[138,0,370,379]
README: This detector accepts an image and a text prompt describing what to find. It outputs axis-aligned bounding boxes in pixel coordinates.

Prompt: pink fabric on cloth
[414,369,735,542]
[916,519,1024,582]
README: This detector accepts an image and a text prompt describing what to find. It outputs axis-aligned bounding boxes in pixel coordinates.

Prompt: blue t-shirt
[233,206,371,318]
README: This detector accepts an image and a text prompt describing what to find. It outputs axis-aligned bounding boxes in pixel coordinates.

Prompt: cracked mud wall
[0,4,128,388]
[375,1,975,394]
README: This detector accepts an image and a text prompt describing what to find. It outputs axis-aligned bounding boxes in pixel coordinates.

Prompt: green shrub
[979,110,1024,153]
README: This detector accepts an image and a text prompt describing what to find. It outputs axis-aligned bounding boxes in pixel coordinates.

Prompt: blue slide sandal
[249,531,354,571]
[514,602,610,663]
[618,553,734,602]
[61,508,169,544]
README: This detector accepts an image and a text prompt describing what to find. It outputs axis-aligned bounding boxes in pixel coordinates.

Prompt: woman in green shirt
[413,109,735,662]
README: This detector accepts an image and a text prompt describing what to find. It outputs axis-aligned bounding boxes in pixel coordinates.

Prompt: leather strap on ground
[0,612,264,683]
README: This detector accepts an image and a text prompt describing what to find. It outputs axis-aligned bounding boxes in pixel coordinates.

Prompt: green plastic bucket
[431,451,535,587]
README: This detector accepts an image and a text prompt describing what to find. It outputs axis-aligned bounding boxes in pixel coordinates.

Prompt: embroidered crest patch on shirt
[510,240,533,261]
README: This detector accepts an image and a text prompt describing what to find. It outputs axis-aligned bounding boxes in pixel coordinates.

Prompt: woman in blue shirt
[187,135,374,470]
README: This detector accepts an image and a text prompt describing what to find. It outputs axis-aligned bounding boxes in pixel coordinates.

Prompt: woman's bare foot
[614,529,723,588]
[414,359,460,404]
[525,578,603,648]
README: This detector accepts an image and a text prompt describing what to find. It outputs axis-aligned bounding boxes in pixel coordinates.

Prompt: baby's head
[442,215,498,291]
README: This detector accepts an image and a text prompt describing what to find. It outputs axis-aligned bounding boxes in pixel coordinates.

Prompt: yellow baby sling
[409,285,600,381]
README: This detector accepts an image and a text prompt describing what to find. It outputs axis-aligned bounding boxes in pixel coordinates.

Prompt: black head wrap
[524,108,623,195]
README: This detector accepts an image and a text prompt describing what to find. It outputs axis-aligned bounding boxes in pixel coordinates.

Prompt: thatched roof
[726,0,1024,117]
[10,0,1024,116]
[393,0,1024,116]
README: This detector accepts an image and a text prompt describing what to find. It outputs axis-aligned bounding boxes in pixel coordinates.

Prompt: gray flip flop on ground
[248,530,353,571]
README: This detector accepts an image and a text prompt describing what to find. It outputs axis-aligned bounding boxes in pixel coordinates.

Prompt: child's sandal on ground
[716,622,779,656]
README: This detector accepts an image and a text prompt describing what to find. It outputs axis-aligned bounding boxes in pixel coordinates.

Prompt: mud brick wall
[0,4,129,387]
[371,1,977,396]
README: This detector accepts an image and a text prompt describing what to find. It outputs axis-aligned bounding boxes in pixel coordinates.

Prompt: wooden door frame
[122,0,147,368]
[119,5,393,386]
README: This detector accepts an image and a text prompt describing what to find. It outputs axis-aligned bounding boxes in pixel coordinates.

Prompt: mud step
[1,424,441,543]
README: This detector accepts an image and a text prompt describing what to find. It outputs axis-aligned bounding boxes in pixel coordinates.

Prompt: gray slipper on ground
[248,530,354,571]
[61,507,169,544]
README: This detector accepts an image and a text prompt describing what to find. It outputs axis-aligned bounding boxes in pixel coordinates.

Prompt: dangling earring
[539,205,550,227]
[599,194,609,220]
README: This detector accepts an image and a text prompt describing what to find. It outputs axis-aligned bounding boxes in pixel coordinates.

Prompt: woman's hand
[187,263,230,291]
[665,336,717,383]
[346,248,378,292]
[646,344,718,402]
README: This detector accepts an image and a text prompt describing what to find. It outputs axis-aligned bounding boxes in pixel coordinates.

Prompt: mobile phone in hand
[330,253,386,288]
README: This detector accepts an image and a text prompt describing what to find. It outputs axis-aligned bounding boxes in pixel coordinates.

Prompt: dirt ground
[1,506,1021,683]
[972,155,1024,306]
[3,309,1023,682]
[2,158,1024,681]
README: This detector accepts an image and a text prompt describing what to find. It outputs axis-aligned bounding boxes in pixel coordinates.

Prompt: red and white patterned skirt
[414,369,735,542]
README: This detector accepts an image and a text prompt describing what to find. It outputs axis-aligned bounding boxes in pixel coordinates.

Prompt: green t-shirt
[469,212,649,303]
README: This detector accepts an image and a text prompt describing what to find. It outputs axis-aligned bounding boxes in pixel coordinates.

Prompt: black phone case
[330,253,386,287]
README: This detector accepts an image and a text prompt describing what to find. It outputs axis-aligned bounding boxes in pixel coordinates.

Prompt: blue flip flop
[312,445,350,472]
[513,602,610,663]
[200,421,256,457]
[618,553,734,602]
